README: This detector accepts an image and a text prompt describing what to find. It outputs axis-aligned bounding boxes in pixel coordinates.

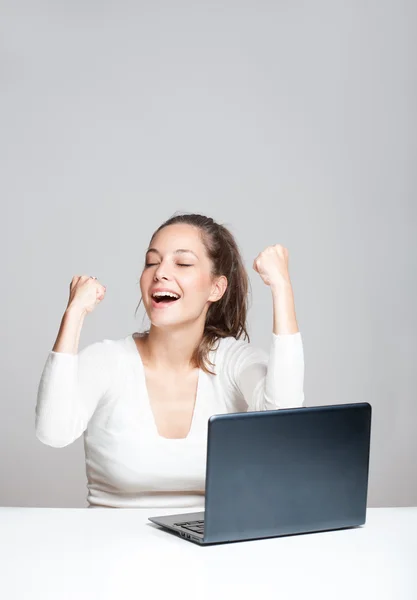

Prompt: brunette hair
[134,212,251,375]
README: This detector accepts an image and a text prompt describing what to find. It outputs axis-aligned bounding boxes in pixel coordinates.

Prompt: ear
[209,275,228,303]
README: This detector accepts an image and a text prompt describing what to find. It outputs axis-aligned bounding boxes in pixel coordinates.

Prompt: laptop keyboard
[174,519,205,535]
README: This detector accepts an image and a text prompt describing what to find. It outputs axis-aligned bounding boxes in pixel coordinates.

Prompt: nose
[153,262,170,281]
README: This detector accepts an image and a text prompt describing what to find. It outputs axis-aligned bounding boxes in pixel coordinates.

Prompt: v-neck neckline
[128,333,202,442]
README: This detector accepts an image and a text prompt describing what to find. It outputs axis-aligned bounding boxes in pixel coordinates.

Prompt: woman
[35,213,305,509]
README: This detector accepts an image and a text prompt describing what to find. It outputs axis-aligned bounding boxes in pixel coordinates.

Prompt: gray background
[1,1,415,508]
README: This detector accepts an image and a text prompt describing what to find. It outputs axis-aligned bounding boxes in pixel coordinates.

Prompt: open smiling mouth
[151,293,181,306]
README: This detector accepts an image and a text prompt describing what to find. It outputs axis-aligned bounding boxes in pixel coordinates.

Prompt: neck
[140,322,205,371]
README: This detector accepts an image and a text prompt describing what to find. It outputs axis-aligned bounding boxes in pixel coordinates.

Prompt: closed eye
[144,263,193,268]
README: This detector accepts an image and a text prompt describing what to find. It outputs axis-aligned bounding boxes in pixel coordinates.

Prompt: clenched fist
[253,244,291,288]
[67,275,106,315]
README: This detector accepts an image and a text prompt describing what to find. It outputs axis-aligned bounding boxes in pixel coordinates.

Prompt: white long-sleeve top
[35,331,305,509]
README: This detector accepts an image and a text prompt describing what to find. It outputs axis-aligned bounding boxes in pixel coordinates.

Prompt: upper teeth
[152,291,180,299]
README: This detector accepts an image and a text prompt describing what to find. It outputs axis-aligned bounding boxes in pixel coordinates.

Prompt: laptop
[148,402,372,545]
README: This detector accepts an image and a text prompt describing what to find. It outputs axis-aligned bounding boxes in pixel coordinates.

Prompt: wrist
[65,303,87,319]
[270,280,293,295]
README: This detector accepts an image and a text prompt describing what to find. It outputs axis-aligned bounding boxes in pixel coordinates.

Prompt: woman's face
[139,223,227,330]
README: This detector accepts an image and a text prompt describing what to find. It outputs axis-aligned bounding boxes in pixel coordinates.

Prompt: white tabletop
[0,506,416,600]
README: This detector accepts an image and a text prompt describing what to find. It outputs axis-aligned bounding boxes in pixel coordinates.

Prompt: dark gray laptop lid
[203,402,372,544]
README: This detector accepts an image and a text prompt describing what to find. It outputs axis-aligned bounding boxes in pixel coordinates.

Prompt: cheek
[183,272,203,289]
[139,271,149,293]
[183,274,212,299]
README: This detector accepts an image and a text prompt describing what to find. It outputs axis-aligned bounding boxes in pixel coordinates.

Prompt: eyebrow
[146,248,199,259]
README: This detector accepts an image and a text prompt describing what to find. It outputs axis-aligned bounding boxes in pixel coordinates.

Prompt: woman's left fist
[253,244,291,288]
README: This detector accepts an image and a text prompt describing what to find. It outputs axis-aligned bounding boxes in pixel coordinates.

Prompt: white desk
[0,507,416,600]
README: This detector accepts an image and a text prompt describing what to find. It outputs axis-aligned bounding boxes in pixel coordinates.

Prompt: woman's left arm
[220,329,305,412]
[253,243,299,335]
[251,244,304,409]
[220,244,305,411]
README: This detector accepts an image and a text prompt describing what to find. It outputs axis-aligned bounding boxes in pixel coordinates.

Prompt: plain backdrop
[1,1,416,508]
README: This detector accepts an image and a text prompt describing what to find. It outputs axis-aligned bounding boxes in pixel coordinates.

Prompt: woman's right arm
[35,276,112,448]
[52,303,87,355]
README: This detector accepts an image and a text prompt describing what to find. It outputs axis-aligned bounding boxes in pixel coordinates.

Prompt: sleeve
[35,340,119,448]
[220,332,305,411]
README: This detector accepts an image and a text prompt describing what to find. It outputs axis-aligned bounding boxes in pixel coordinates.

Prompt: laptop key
[180,525,204,533]
[176,520,204,527]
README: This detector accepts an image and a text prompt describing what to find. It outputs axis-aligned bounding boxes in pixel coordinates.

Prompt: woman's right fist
[67,275,106,314]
